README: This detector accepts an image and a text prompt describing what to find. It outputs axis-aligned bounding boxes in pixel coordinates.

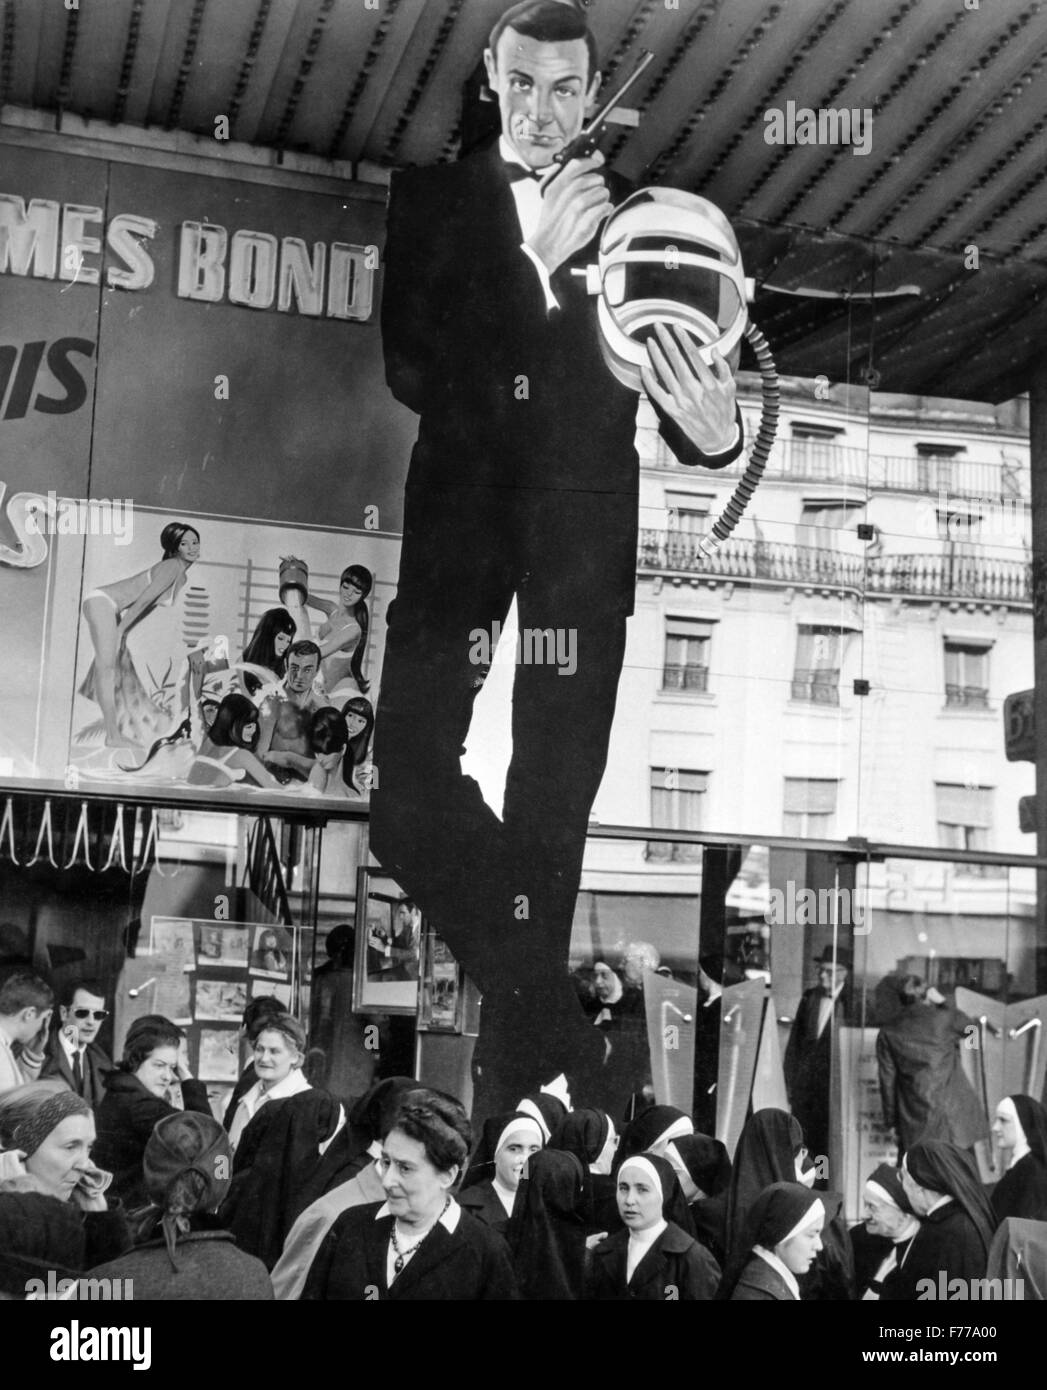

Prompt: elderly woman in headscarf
[0,1080,130,1268]
[881,1139,996,1300]
[550,1107,619,1235]
[588,1153,721,1300]
[727,1182,827,1301]
[506,1147,588,1299]
[664,1133,732,1262]
[459,1111,545,1236]
[990,1093,1047,1224]
[718,1108,854,1299]
[227,1013,313,1151]
[856,1162,921,1299]
[302,1091,518,1300]
[87,1112,272,1298]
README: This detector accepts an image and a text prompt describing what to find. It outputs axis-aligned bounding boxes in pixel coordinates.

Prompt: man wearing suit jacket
[40,978,111,1109]
[371,1,743,1113]
[784,946,851,1165]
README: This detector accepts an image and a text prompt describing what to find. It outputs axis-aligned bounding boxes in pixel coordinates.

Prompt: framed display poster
[116,916,299,1113]
[354,867,421,1016]
[418,930,464,1033]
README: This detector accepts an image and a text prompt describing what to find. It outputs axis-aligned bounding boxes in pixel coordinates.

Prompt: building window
[935,783,992,853]
[792,625,844,705]
[648,767,707,862]
[944,642,990,709]
[916,442,966,491]
[665,491,712,538]
[782,778,839,838]
[663,618,713,692]
[790,424,846,476]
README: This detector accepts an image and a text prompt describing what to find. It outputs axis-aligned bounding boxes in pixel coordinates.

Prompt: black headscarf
[991,1095,1047,1225]
[507,1148,587,1300]
[462,1111,545,1191]
[616,1105,692,1167]
[904,1139,996,1256]
[719,1182,832,1300]
[724,1109,804,1261]
[1011,1094,1047,1167]
[666,1134,732,1199]
[551,1108,614,1168]
[865,1162,915,1215]
[516,1093,568,1142]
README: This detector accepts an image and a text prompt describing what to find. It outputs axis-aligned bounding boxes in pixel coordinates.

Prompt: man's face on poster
[286,652,318,695]
[396,904,419,940]
[483,29,600,169]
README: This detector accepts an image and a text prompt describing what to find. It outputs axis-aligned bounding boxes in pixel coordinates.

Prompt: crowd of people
[2,962,1046,1300]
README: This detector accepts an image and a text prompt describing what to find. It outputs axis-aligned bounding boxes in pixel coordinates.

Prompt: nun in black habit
[616,1105,693,1166]
[458,1112,545,1237]
[588,1153,721,1300]
[549,1107,619,1235]
[990,1094,1047,1224]
[726,1183,827,1301]
[665,1133,732,1263]
[882,1140,996,1300]
[718,1108,854,1299]
[506,1147,588,1299]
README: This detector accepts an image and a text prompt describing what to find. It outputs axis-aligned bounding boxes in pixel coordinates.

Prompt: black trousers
[371,475,633,1111]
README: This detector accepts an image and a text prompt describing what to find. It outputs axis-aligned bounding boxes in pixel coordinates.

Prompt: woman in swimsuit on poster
[283,565,372,698]
[80,522,201,750]
[186,692,281,791]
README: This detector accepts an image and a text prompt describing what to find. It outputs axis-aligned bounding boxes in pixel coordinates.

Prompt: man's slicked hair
[489,1,599,81]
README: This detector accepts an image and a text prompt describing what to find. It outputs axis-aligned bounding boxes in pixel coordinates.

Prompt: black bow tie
[504,161,542,184]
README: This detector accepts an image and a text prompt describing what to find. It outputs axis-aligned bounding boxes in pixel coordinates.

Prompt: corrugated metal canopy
[2,0,1045,401]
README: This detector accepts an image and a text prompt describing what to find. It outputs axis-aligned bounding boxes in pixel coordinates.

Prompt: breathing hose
[696,321,779,558]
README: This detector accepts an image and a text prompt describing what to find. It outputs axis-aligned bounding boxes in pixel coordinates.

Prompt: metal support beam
[1030,358,1047,983]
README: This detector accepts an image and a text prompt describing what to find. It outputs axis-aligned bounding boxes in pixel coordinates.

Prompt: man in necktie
[372,0,743,1115]
[784,946,852,1173]
[41,978,112,1110]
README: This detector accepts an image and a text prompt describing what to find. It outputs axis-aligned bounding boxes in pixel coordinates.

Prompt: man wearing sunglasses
[41,978,112,1110]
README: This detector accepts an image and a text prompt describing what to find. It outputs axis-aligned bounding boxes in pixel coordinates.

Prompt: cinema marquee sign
[0,192,377,321]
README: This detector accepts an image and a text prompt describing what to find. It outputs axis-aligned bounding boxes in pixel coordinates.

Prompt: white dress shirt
[500,136,560,313]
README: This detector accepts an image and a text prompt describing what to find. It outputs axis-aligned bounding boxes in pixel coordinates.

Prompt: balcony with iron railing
[637,530,1031,604]
[944,683,990,710]
[790,669,840,706]
[662,663,709,692]
[643,432,1030,503]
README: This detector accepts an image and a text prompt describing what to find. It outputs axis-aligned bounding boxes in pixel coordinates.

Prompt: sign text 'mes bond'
[0,194,376,321]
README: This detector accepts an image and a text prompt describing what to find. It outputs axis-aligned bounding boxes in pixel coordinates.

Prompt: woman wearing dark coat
[458,1111,544,1238]
[94,1020,211,1210]
[717,1108,855,1300]
[665,1133,732,1263]
[506,1148,587,1299]
[549,1107,619,1235]
[882,1140,995,1300]
[728,1183,827,1301]
[302,1092,518,1300]
[990,1094,1047,1224]
[588,1154,721,1300]
[87,1111,272,1299]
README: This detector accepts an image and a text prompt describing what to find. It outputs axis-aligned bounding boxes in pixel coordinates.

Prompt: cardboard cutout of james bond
[370,1,744,1117]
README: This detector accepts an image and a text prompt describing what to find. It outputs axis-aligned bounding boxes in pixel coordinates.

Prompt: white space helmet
[586,188,753,392]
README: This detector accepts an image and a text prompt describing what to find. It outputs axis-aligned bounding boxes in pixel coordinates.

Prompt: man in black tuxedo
[41,979,112,1110]
[784,946,852,1165]
[371,1,743,1113]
